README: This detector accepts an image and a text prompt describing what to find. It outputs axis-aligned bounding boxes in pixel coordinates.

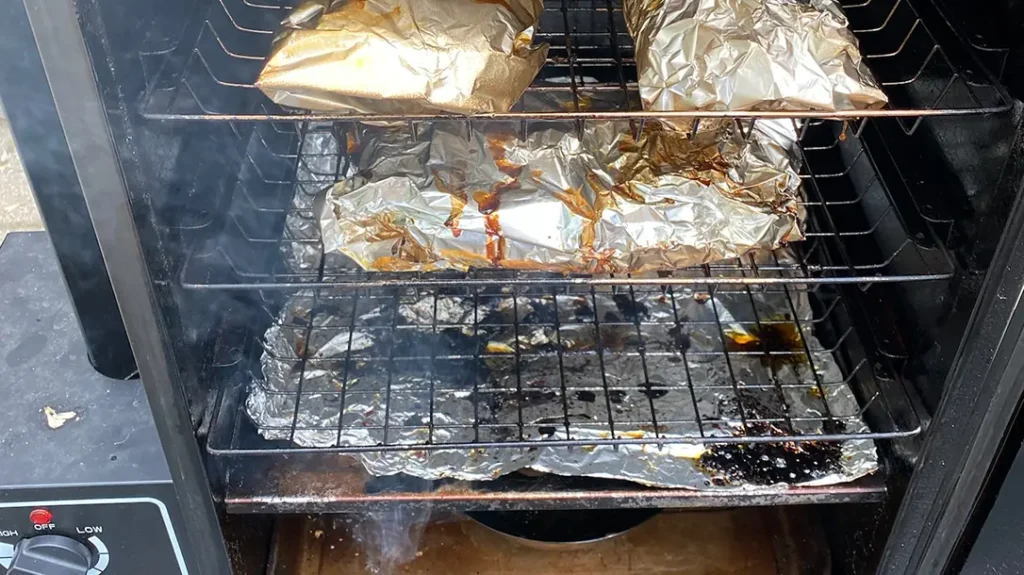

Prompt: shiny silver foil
[316,121,805,273]
[623,0,888,112]
[256,0,548,115]
[247,261,878,489]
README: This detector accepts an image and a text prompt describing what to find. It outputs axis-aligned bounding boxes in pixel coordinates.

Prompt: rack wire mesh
[139,0,1012,123]
[207,270,921,455]
[194,119,927,456]
[179,118,958,289]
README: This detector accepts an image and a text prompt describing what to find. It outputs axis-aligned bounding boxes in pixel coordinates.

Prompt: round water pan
[466,508,660,550]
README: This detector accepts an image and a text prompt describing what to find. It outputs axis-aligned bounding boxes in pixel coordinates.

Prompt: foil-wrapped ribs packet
[623,0,888,112]
[256,0,549,114]
[246,269,878,489]
[317,121,805,273]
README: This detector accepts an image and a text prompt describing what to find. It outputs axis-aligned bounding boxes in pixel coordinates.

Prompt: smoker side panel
[0,0,135,380]
[5,0,233,573]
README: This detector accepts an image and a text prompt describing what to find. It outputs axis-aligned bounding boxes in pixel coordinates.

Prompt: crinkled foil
[316,121,804,274]
[255,0,549,114]
[247,260,878,489]
[623,0,888,112]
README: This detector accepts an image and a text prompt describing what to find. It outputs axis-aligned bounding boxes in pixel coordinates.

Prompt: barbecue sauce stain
[486,133,524,178]
[474,190,506,266]
[434,169,468,238]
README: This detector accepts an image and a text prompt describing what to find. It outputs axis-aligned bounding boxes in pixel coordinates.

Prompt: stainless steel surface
[139,0,1011,122]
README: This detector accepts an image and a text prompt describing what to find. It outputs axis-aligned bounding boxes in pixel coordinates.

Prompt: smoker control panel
[0,499,187,574]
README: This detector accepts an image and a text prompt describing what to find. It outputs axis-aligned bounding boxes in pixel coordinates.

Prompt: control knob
[3,535,92,575]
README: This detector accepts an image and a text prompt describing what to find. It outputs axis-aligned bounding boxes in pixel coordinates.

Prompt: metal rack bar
[139,0,1012,121]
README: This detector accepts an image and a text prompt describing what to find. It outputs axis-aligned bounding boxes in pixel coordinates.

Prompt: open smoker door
[878,153,1024,572]
[4,0,1024,572]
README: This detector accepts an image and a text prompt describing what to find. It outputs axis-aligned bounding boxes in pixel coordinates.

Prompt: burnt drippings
[520,298,558,324]
[725,320,808,369]
[641,385,669,400]
[492,388,559,412]
[612,293,649,321]
[698,435,844,486]
[392,327,481,358]
[698,393,847,486]
[668,325,691,353]
[575,390,597,403]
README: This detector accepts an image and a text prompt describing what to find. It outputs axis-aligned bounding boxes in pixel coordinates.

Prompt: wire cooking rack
[179,118,957,289]
[207,276,921,455]
[139,0,1011,123]
[195,122,929,456]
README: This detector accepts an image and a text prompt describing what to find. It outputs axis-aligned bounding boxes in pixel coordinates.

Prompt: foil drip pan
[245,263,879,489]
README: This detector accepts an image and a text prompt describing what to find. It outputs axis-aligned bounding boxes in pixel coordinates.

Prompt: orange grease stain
[473,190,505,266]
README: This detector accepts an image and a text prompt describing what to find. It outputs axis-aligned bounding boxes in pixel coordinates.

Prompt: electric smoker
[2,0,1024,572]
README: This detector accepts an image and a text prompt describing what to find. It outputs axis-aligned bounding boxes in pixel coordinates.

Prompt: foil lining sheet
[246,266,878,489]
[623,0,889,113]
[316,121,805,274]
[256,0,548,114]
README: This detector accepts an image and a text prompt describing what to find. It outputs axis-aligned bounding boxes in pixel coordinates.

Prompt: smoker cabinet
[2,0,1024,573]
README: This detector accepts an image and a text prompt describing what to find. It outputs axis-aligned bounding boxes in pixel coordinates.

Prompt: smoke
[346,506,434,574]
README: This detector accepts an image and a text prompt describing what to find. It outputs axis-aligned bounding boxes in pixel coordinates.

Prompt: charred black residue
[698,396,847,486]
[575,390,597,403]
[522,298,558,324]
[491,388,558,412]
[698,434,843,486]
[612,293,649,321]
[392,327,480,359]
[571,298,595,320]
[668,325,690,353]
[641,385,668,400]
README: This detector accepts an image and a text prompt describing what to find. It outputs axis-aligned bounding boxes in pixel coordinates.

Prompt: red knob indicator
[28,509,53,525]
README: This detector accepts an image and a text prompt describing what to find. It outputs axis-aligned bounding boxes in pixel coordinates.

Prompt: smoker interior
[71,0,1022,570]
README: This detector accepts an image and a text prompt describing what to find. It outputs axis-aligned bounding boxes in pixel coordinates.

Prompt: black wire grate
[179,118,957,289]
[195,121,929,455]
[139,0,1012,123]
[207,276,921,455]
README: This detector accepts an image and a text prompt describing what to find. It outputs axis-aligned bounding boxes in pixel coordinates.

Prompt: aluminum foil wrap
[623,0,888,112]
[255,0,548,114]
[317,122,805,273]
[247,265,878,489]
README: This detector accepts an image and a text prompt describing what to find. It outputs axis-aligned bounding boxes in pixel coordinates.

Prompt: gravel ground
[0,111,43,244]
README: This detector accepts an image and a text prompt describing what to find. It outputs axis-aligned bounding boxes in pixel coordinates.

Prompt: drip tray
[267,508,828,574]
